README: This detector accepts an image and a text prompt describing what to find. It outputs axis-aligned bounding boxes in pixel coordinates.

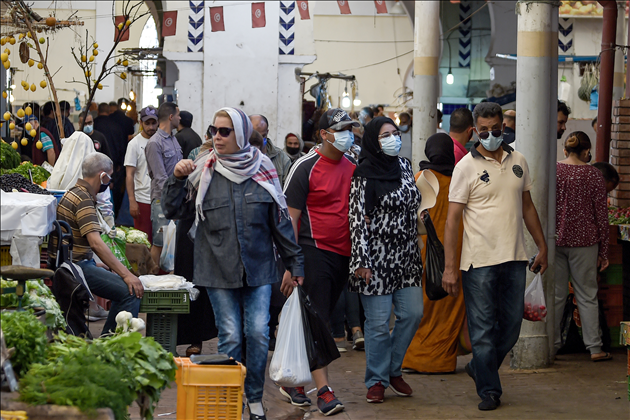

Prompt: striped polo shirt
[49,179,101,262]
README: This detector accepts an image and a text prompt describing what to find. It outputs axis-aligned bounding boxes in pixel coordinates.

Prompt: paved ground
[87,318,628,420]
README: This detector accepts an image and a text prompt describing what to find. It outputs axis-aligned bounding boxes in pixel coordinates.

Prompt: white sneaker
[86,304,109,321]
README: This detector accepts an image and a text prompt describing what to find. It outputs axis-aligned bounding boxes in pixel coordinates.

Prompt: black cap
[319,108,360,131]
[180,110,193,128]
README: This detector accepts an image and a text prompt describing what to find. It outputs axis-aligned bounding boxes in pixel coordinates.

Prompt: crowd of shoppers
[7,93,620,419]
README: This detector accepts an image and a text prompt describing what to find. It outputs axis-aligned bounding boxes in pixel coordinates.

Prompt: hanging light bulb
[129,90,135,101]
[446,68,454,85]
[121,102,127,110]
[341,86,351,109]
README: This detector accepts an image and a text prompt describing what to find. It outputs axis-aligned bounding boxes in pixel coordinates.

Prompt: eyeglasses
[209,125,235,137]
[477,129,502,140]
[378,130,401,139]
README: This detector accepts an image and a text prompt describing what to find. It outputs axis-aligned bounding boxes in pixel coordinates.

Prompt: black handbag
[297,284,340,371]
[423,213,448,301]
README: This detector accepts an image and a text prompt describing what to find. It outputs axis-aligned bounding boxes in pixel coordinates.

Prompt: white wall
[202,1,281,140]
[10,1,150,115]
[302,1,413,112]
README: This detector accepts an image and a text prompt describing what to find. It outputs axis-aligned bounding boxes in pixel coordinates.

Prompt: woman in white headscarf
[161,107,305,420]
[48,131,115,228]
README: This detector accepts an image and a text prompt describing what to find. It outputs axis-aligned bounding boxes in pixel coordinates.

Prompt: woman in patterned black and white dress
[348,117,423,404]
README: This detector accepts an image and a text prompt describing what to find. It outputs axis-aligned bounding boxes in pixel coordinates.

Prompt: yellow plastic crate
[0,410,28,420]
[1,246,12,267]
[175,357,246,420]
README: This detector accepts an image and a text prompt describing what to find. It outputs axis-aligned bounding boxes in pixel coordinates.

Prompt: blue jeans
[331,288,362,338]
[360,286,423,388]
[206,284,271,403]
[77,259,141,336]
[461,261,527,399]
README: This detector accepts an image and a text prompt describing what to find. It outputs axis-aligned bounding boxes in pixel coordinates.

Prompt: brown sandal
[591,352,612,362]
[185,344,202,357]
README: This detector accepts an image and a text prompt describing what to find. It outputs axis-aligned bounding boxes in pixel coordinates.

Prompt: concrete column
[94,1,116,103]
[163,52,204,138]
[545,10,559,364]
[613,1,626,101]
[411,0,440,171]
[511,0,557,370]
[277,55,316,144]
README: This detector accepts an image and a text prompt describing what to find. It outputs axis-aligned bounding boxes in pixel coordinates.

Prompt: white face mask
[327,130,354,152]
[380,135,402,156]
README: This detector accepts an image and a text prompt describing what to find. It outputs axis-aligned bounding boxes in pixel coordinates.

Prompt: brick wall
[612,100,630,207]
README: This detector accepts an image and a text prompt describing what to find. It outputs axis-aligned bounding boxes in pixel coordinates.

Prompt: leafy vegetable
[19,347,135,420]
[0,310,48,377]
[1,140,21,169]
[1,278,66,330]
[119,226,151,247]
[43,331,177,420]
[0,161,50,184]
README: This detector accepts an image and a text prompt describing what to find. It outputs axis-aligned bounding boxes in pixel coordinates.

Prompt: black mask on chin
[286,146,301,155]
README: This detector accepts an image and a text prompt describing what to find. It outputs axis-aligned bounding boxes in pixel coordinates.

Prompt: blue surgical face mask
[83,124,94,134]
[326,130,354,152]
[380,135,402,156]
[359,112,368,126]
[263,137,268,147]
[399,125,409,133]
[479,131,503,152]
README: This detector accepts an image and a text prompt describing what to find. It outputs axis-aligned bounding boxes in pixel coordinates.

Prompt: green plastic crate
[139,290,190,314]
[146,313,178,355]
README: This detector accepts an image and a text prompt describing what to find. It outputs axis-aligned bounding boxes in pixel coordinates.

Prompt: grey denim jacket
[161,173,304,288]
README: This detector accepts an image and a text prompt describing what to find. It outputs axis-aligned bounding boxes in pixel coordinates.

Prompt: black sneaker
[478,394,501,411]
[465,362,476,384]
[279,386,311,407]
[317,386,344,416]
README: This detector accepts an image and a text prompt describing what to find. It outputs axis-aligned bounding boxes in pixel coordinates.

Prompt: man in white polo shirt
[441,102,548,411]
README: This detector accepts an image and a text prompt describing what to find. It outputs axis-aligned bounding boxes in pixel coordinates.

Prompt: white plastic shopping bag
[159,221,177,272]
[269,289,312,387]
[523,273,547,322]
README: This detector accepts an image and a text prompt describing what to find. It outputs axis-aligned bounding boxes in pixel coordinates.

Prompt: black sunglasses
[477,129,502,140]
[209,125,235,137]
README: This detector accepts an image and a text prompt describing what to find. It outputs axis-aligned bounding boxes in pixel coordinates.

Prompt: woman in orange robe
[402,133,467,374]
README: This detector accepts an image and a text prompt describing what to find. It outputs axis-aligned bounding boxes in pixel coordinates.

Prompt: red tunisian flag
[337,0,351,14]
[114,15,130,41]
[252,3,266,28]
[297,1,310,20]
[162,11,177,37]
[374,1,388,14]
[209,6,225,32]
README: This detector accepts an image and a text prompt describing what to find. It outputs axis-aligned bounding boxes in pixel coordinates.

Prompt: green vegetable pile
[1,310,48,377]
[20,331,177,420]
[1,278,67,330]
[0,161,50,184]
[118,226,151,247]
[1,140,21,169]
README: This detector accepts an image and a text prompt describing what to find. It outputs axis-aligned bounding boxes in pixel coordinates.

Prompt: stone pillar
[613,1,626,101]
[93,1,116,103]
[162,52,204,138]
[277,55,316,145]
[511,0,558,370]
[411,0,440,171]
